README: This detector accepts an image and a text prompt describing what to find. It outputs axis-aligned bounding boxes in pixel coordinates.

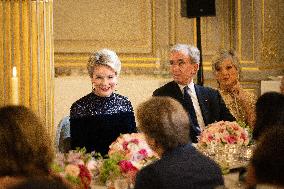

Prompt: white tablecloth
[92,172,244,189]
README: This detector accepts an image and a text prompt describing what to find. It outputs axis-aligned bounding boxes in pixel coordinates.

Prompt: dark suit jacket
[134,144,224,189]
[153,81,235,142]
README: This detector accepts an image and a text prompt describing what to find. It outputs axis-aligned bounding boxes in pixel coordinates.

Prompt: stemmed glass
[114,178,131,189]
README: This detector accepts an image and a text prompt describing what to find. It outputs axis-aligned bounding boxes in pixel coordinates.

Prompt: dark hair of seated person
[0,105,54,177]
[249,126,284,187]
[253,92,284,140]
[7,176,72,189]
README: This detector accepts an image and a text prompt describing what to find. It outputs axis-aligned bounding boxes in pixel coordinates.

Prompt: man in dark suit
[135,97,224,189]
[153,44,235,143]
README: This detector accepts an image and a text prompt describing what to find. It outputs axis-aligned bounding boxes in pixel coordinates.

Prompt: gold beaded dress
[218,89,257,127]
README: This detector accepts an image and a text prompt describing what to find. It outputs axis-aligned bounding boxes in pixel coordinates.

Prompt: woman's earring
[92,83,95,91]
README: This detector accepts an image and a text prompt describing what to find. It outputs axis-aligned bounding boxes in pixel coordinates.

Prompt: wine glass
[114,178,130,189]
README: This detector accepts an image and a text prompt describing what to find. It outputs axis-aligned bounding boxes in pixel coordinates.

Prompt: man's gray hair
[170,44,200,64]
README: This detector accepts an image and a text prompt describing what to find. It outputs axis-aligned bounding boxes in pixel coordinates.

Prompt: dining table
[91,170,246,189]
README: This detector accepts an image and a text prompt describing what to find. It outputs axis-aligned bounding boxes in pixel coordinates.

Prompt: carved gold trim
[55,62,159,68]
[55,55,160,62]
[241,81,259,85]
[237,0,255,63]
[193,19,197,46]
[0,0,54,137]
[221,0,225,48]
[252,0,255,62]
[262,0,264,40]
[152,0,156,54]
[198,66,261,72]
[242,67,259,71]
[169,0,177,45]
[230,0,233,47]
[55,56,161,68]
[123,63,159,68]
[238,0,242,59]
[203,65,263,72]
[241,61,255,63]
[245,89,257,92]
[122,57,160,61]
[257,65,284,69]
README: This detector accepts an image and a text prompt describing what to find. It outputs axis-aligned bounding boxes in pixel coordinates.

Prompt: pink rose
[130,139,139,144]
[240,132,247,140]
[119,160,138,173]
[226,135,237,144]
[78,164,92,189]
[138,149,148,157]
[123,141,129,150]
[86,160,97,171]
[207,134,214,142]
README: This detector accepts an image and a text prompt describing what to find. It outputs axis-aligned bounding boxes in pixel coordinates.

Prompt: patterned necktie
[183,86,200,134]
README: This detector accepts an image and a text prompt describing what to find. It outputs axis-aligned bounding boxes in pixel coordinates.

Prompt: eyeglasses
[169,59,187,66]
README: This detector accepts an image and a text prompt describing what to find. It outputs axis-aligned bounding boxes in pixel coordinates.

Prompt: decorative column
[0,0,54,137]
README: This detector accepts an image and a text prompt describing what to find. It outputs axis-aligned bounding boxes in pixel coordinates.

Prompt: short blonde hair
[87,48,121,78]
[136,97,190,151]
[211,49,241,76]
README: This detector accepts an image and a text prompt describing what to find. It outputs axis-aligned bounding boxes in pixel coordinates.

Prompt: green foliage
[221,167,230,175]
[237,121,254,145]
[65,174,81,185]
[49,162,64,173]
[75,147,87,154]
[99,153,124,183]
[237,121,249,130]
[74,147,103,163]
[93,152,103,159]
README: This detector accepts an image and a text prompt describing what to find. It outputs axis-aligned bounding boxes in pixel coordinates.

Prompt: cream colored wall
[54,75,170,127]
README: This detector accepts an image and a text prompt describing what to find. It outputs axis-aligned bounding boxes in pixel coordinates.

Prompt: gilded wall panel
[280,2,284,63]
[201,0,232,64]
[261,0,283,65]
[54,0,153,54]
[173,0,234,68]
[173,0,195,45]
[239,0,254,62]
[53,0,283,96]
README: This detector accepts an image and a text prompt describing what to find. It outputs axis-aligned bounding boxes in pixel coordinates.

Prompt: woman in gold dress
[212,49,256,127]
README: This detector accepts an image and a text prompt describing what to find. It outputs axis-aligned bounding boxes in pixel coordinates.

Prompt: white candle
[11,66,19,105]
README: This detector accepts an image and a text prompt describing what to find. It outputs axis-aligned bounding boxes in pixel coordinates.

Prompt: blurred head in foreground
[253,92,284,140]
[136,97,190,154]
[0,105,54,177]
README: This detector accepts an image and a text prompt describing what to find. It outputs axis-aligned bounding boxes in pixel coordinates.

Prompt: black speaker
[181,0,216,18]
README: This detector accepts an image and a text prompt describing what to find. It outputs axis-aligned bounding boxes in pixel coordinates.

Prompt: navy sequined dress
[70,92,136,155]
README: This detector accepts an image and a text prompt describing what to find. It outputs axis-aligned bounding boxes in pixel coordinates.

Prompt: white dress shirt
[179,81,205,131]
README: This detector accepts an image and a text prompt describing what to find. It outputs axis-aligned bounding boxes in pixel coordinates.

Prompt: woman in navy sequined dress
[70,49,136,156]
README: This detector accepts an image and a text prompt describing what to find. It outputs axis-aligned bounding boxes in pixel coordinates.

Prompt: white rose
[64,164,80,177]
[87,160,97,171]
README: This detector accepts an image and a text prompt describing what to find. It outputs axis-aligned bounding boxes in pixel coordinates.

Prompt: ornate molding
[54,0,154,54]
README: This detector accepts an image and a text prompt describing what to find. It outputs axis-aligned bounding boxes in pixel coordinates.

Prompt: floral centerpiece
[197,121,253,173]
[99,133,158,187]
[51,148,103,189]
[198,121,250,147]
